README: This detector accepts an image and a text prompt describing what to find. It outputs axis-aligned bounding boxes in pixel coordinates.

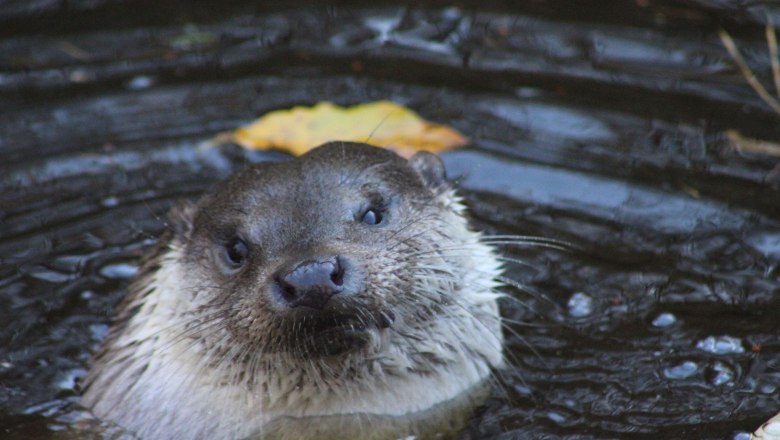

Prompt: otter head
[172,142,462,360]
[83,142,503,439]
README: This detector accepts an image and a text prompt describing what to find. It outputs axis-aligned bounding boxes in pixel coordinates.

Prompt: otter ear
[168,200,197,240]
[408,151,448,189]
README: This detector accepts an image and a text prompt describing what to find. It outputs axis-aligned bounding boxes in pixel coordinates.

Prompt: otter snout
[275,256,352,309]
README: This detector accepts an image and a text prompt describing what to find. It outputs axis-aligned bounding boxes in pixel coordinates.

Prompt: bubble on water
[56,368,86,391]
[652,312,676,327]
[567,292,593,318]
[99,263,138,279]
[731,432,750,440]
[704,361,734,386]
[81,290,94,300]
[760,383,777,394]
[696,335,745,354]
[663,361,698,379]
[364,16,399,43]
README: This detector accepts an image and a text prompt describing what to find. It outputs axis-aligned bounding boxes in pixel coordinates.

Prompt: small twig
[56,41,91,61]
[726,129,780,157]
[719,28,780,115]
[364,110,395,145]
[765,18,780,98]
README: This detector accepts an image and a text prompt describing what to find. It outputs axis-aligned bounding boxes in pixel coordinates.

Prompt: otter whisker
[386,222,446,252]
[405,241,568,261]
[480,234,576,247]
[410,255,561,312]
[409,250,539,270]
[405,276,549,378]
[385,212,442,244]
[478,240,571,252]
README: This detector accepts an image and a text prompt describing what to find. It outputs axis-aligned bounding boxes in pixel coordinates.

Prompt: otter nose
[276,256,345,309]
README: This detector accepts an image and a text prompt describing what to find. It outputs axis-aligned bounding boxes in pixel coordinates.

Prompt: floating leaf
[230,100,468,157]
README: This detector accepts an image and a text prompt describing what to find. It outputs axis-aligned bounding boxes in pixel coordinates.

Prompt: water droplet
[663,360,698,379]
[760,383,777,394]
[547,411,567,424]
[99,263,138,279]
[652,312,676,327]
[81,290,94,300]
[732,432,750,440]
[696,335,745,354]
[567,292,593,317]
[101,196,119,207]
[127,75,156,90]
[513,383,532,395]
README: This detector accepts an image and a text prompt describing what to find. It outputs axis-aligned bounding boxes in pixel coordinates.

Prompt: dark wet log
[2,4,780,214]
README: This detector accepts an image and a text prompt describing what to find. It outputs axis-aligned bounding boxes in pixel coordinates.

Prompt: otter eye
[224,238,248,268]
[361,208,383,226]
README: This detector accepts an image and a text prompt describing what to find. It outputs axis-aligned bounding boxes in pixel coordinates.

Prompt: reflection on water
[444,150,750,232]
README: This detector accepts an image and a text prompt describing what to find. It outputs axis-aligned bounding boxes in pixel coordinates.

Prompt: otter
[81,141,505,440]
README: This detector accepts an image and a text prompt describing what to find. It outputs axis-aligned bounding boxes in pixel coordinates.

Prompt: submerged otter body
[81,142,504,440]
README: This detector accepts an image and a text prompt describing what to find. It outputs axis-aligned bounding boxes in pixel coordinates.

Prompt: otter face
[173,142,467,362]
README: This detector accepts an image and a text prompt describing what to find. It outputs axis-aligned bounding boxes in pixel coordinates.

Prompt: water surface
[1,1,779,439]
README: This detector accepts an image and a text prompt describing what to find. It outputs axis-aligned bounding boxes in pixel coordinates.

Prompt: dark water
[1,1,780,439]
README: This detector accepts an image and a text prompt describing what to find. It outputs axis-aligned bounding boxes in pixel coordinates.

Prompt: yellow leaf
[231,101,468,157]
